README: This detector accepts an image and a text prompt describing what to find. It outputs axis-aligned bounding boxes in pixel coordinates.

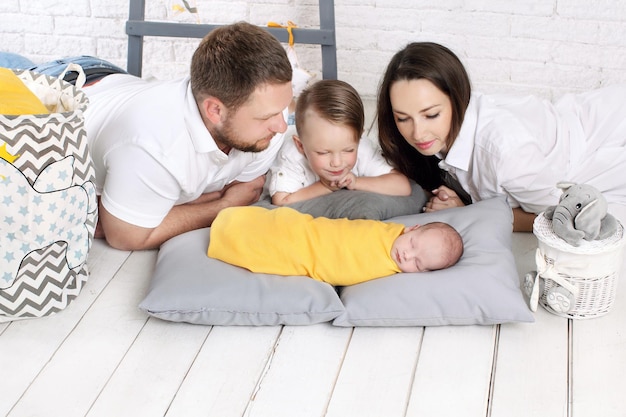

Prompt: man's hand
[221,175,266,207]
[423,185,466,212]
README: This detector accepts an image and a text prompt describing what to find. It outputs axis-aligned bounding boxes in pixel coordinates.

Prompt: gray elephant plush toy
[544,182,618,246]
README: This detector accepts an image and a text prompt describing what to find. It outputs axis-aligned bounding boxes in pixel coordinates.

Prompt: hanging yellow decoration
[267,20,298,46]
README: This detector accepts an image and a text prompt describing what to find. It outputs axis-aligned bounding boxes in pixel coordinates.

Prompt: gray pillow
[140,196,533,327]
[139,227,345,325]
[256,180,427,220]
[332,196,535,326]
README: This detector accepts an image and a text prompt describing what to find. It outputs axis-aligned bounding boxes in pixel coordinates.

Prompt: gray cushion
[140,196,533,327]
[333,196,534,326]
[139,227,345,326]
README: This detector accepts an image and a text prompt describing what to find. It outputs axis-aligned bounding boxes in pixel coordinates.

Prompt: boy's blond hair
[295,79,364,141]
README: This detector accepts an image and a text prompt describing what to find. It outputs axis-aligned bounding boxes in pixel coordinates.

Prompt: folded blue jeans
[27,55,128,85]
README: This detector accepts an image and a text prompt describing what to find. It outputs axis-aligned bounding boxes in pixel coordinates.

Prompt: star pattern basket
[529,213,626,319]
[0,69,96,321]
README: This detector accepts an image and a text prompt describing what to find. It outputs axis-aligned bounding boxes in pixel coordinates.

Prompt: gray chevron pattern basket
[0,69,96,321]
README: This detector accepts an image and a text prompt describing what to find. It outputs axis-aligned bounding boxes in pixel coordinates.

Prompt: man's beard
[212,117,273,153]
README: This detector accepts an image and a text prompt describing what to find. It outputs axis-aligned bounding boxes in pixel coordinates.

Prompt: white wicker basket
[530,213,626,319]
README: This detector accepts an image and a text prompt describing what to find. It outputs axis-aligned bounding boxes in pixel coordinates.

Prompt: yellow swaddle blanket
[208,206,403,285]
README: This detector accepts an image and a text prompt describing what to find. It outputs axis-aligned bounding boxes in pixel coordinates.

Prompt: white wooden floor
[2,205,625,417]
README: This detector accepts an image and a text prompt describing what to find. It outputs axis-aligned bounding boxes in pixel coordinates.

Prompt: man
[84,22,293,250]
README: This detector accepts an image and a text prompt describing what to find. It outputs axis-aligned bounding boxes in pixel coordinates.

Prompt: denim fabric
[28,55,128,85]
[0,52,35,69]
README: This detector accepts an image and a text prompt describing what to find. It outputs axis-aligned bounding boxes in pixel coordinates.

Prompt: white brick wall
[1,0,625,104]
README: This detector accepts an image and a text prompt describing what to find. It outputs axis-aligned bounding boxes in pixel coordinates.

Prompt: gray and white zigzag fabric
[0,69,96,321]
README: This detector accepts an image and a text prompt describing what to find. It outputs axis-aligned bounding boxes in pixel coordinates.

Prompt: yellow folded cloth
[0,68,49,115]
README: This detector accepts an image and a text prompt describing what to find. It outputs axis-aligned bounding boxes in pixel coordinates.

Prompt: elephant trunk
[551,206,585,246]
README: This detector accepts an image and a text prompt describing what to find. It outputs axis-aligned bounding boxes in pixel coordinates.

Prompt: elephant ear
[556,181,575,189]
[556,181,575,192]
[573,199,602,239]
[544,205,557,219]
[598,213,620,240]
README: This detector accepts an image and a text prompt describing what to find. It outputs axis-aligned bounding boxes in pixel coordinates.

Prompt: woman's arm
[512,207,536,232]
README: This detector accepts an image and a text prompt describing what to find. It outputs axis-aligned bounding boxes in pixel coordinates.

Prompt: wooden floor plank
[490,232,569,417]
[405,325,496,417]
[165,325,283,417]
[86,318,210,417]
[243,323,353,417]
[6,249,157,417]
[572,287,626,417]
[0,240,131,417]
[491,315,569,417]
[326,327,423,417]
[571,204,626,417]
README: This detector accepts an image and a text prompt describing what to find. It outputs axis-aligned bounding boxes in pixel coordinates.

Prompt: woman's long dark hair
[377,42,471,190]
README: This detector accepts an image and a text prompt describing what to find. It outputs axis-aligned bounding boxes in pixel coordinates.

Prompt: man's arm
[100,176,266,250]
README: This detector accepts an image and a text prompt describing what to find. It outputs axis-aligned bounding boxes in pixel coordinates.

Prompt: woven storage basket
[532,213,626,319]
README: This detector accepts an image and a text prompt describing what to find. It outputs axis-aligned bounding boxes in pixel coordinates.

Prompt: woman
[377,42,626,231]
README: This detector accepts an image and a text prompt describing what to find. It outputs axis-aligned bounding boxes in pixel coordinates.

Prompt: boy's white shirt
[267,127,394,196]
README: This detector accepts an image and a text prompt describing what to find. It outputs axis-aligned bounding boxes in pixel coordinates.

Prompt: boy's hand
[320,178,342,192]
[336,172,357,190]
[322,172,358,191]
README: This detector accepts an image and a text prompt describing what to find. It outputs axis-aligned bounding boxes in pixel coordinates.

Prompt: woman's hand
[423,185,466,212]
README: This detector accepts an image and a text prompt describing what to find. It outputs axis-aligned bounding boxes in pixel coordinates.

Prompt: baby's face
[390,225,449,273]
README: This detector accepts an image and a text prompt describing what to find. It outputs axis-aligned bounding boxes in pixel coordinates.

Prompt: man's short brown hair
[190,21,292,110]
